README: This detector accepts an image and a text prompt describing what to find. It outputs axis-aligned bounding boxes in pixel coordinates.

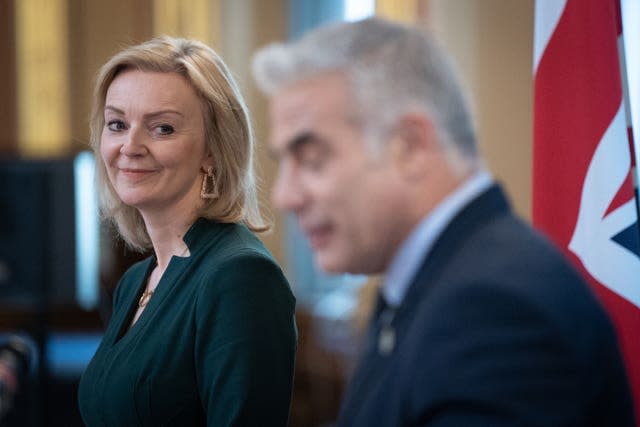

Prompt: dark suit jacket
[337,185,635,427]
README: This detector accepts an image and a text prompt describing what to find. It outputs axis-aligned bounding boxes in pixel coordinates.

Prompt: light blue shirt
[381,170,493,307]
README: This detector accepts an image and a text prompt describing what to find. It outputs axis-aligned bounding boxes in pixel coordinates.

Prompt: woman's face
[101,69,211,219]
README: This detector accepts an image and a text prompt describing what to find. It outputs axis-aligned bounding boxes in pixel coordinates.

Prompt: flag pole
[616,0,640,238]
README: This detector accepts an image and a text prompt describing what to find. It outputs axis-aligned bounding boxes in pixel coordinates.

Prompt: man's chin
[315,250,385,276]
[314,253,347,275]
[314,252,362,275]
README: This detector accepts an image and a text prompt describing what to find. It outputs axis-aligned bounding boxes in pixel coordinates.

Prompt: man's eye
[106,120,126,131]
[156,124,175,135]
[300,151,326,171]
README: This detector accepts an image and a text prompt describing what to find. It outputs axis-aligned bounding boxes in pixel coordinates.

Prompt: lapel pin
[378,325,395,355]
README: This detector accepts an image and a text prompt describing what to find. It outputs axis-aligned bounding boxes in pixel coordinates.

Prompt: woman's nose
[120,128,147,156]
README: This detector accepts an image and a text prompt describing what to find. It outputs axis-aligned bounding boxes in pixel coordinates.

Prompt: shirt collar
[381,169,493,307]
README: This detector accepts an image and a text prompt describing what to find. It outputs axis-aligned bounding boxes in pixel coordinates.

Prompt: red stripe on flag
[629,128,638,169]
[604,169,634,217]
[615,0,623,36]
[533,0,622,244]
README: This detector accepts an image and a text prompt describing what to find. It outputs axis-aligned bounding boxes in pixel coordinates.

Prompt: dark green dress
[78,219,297,426]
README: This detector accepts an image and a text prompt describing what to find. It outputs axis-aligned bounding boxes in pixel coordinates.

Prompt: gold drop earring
[200,166,219,199]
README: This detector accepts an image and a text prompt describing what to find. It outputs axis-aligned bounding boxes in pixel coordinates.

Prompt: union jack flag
[533,0,640,418]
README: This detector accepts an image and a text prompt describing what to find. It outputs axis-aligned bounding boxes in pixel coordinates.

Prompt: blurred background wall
[0,1,534,425]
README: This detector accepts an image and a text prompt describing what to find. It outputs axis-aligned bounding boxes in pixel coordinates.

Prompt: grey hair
[252,17,478,162]
[92,36,268,251]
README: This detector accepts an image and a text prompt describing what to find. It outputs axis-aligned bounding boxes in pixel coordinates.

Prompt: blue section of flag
[611,220,640,257]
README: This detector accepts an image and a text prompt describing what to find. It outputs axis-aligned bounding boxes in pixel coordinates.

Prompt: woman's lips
[119,168,156,180]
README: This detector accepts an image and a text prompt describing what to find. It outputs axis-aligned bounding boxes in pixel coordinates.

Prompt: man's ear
[389,112,439,180]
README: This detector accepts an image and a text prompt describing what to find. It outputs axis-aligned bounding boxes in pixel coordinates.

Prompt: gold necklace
[137,244,190,308]
[138,289,154,308]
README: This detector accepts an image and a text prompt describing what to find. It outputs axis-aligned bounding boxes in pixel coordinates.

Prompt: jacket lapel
[337,185,511,424]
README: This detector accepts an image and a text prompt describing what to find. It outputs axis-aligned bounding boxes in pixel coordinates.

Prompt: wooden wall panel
[428,0,535,220]
[15,0,70,157]
[67,0,153,152]
[0,0,17,155]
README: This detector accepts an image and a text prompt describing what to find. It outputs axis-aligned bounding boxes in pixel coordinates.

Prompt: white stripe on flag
[569,104,640,308]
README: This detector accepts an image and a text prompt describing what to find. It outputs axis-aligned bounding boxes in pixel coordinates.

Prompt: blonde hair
[91,36,268,251]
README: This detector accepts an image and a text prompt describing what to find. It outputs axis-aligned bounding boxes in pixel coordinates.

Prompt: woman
[78,36,297,426]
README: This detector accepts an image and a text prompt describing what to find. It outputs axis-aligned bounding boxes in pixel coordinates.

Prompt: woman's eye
[106,120,126,131]
[156,124,175,135]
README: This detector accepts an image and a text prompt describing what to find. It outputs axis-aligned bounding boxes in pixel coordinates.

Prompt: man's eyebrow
[270,131,318,160]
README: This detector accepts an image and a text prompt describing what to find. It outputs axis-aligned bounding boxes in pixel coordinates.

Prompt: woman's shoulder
[195,219,275,263]
[201,241,284,287]
[195,227,290,295]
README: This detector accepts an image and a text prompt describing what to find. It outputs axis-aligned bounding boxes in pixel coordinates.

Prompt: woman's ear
[201,151,215,173]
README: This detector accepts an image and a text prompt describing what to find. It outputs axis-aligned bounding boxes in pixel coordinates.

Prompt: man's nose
[272,164,305,213]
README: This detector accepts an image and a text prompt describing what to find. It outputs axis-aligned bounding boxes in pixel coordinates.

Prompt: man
[252,18,635,426]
